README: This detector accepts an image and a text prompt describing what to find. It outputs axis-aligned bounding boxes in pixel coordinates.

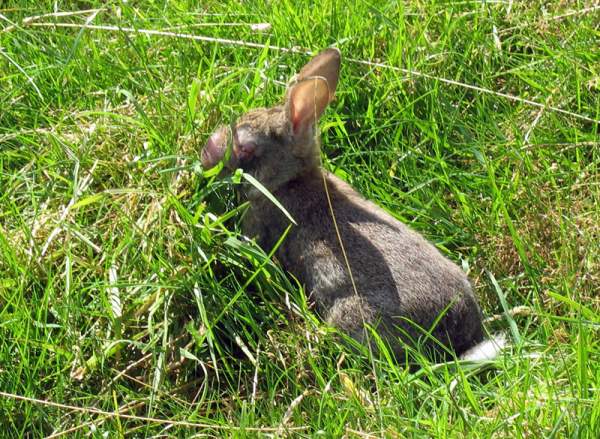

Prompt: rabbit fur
[201,48,490,361]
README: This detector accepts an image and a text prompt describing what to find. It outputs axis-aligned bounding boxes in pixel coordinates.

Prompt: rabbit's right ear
[286,77,331,139]
[285,49,341,143]
[297,48,341,94]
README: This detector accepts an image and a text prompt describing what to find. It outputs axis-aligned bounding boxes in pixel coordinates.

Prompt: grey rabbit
[201,48,503,362]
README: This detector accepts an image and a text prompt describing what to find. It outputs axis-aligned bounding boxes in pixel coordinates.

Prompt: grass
[1,0,599,436]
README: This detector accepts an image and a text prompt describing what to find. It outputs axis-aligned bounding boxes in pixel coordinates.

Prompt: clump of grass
[1,1,599,436]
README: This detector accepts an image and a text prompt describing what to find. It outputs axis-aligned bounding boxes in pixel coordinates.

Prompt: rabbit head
[201,48,341,194]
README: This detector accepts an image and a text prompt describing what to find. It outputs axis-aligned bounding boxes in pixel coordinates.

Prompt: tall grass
[1,1,598,436]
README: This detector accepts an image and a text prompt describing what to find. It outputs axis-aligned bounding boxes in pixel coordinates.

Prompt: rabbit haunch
[201,48,491,361]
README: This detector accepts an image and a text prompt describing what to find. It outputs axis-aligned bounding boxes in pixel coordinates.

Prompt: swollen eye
[235,142,256,161]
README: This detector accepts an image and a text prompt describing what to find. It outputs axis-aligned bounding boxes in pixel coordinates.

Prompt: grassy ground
[1,0,599,437]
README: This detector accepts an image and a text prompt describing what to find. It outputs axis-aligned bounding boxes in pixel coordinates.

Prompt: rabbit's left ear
[286,77,331,138]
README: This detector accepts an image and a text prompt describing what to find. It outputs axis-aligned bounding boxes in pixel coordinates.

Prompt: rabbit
[201,48,502,362]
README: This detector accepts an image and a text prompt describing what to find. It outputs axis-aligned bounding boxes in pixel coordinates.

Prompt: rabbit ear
[297,48,341,96]
[287,77,331,137]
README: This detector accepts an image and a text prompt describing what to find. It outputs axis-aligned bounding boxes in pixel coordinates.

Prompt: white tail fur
[459,333,507,362]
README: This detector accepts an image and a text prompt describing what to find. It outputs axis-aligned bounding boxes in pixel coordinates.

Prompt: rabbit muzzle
[201,125,230,169]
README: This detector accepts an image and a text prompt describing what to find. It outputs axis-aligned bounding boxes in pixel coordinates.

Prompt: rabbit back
[201,48,485,360]
[244,170,485,359]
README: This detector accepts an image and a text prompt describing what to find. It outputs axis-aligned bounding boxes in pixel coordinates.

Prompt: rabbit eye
[232,126,258,161]
[234,142,256,161]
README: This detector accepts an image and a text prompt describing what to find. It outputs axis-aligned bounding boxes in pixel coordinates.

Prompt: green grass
[1,0,599,437]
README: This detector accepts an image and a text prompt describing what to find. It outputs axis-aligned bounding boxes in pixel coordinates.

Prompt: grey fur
[201,49,485,360]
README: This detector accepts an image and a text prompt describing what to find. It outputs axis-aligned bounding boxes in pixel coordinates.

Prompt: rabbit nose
[201,126,228,169]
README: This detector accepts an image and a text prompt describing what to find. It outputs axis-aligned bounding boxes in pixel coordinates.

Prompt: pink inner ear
[291,101,304,135]
[289,78,330,137]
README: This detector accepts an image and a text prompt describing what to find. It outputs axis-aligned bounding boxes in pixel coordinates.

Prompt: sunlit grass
[1,1,598,436]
